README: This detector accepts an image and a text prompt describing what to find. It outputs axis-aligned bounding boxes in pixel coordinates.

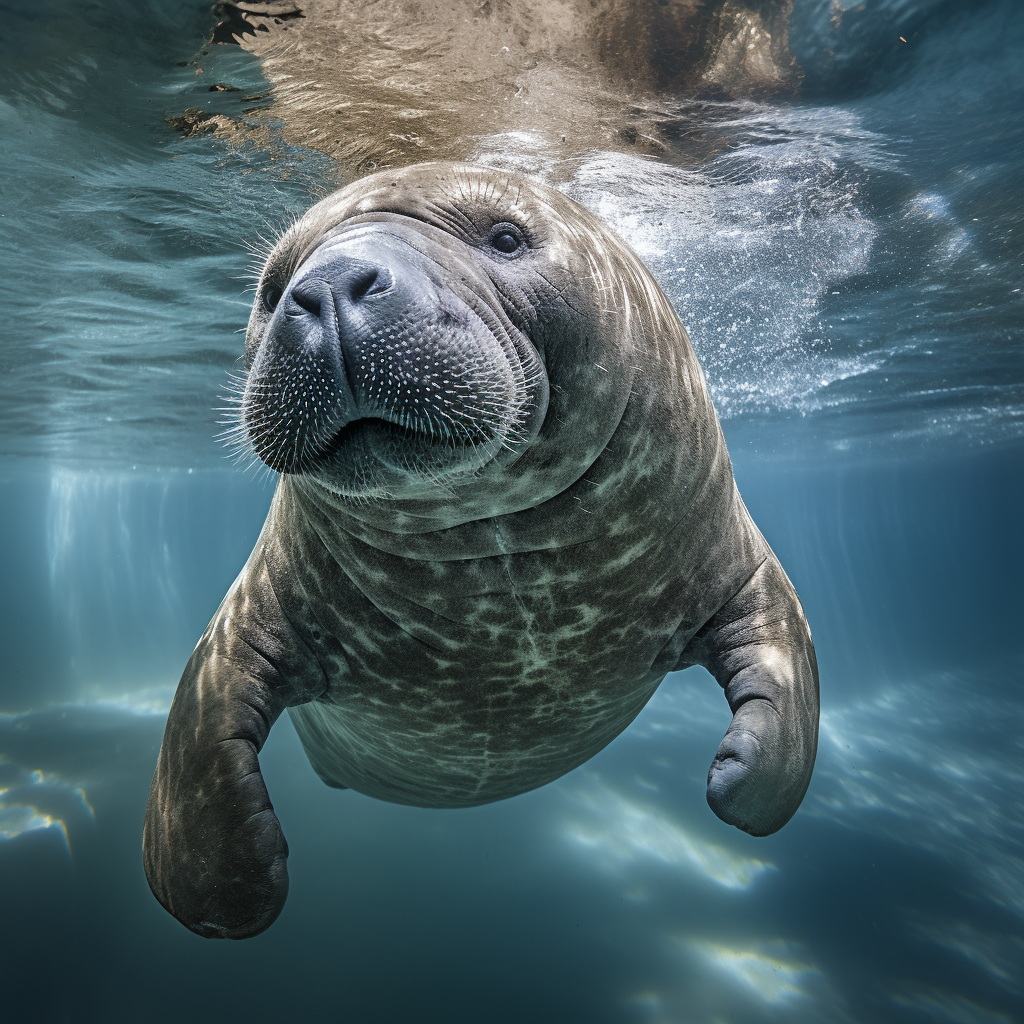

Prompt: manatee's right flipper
[143,634,291,939]
[681,555,819,836]
[144,560,326,941]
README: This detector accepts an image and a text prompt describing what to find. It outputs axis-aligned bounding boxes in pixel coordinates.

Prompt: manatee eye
[261,283,283,312]
[488,224,526,256]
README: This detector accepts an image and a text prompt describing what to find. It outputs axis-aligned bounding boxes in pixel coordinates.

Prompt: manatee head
[237,162,684,519]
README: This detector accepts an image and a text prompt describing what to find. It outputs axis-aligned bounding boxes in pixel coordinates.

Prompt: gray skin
[143,162,818,939]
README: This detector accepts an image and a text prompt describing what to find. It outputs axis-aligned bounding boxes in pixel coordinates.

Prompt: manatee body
[144,162,819,939]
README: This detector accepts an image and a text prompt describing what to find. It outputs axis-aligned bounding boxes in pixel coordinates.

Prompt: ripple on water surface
[2,1,1022,467]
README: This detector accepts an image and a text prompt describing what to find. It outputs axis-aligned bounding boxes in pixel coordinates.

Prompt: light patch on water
[890,988,1013,1024]
[911,919,1024,995]
[686,939,820,1005]
[48,468,176,592]
[43,467,215,692]
[904,191,953,221]
[469,130,562,180]
[941,228,972,260]
[811,673,1024,916]
[0,804,70,846]
[623,990,662,1014]
[560,774,772,890]
[0,690,172,849]
[0,764,94,851]
[79,685,176,717]
[47,470,183,615]
[618,933,852,1024]
[903,191,976,266]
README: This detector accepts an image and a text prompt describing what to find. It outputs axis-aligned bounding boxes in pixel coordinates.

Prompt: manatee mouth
[235,403,499,478]
[325,417,414,454]
[323,417,468,454]
[312,413,497,468]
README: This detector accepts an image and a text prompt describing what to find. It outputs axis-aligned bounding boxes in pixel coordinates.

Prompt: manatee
[143,162,818,939]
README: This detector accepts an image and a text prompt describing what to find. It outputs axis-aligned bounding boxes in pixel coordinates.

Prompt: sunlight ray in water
[561,775,773,890]
[0,805,71,848]
[811,672,1024,916]
[0,765,93,852]
[0,690,172,851]
[910,920,1024,997]
[685,939,820,1005]
[890,989,1014,1024]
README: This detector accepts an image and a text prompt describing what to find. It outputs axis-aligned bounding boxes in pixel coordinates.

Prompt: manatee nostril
[290,279,325,317]
[347,266,392,302]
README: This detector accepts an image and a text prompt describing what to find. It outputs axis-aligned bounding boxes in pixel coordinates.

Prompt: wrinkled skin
[143,163,818,939]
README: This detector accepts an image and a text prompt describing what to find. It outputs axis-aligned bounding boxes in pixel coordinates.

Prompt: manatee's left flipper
[681,555,819,836]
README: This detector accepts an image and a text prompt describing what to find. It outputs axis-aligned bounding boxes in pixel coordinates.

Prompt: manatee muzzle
[243,227,531,477]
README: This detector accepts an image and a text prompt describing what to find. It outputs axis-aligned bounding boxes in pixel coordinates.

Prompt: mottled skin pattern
[143,164,819,939]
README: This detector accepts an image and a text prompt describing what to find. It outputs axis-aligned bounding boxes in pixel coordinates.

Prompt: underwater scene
[1,0,1022,1021]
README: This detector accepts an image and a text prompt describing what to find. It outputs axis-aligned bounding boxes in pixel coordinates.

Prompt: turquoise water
[1,2,1021,1022]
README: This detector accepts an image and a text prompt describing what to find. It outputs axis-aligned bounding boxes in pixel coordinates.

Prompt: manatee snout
[242,227,538,480]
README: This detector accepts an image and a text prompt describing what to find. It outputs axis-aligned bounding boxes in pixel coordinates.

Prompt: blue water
[1,2,1022,1022]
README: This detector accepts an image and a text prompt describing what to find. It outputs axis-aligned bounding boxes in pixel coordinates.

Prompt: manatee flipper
[143,559,325,939]
[143,639,289,938]
[682,554,819,837]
